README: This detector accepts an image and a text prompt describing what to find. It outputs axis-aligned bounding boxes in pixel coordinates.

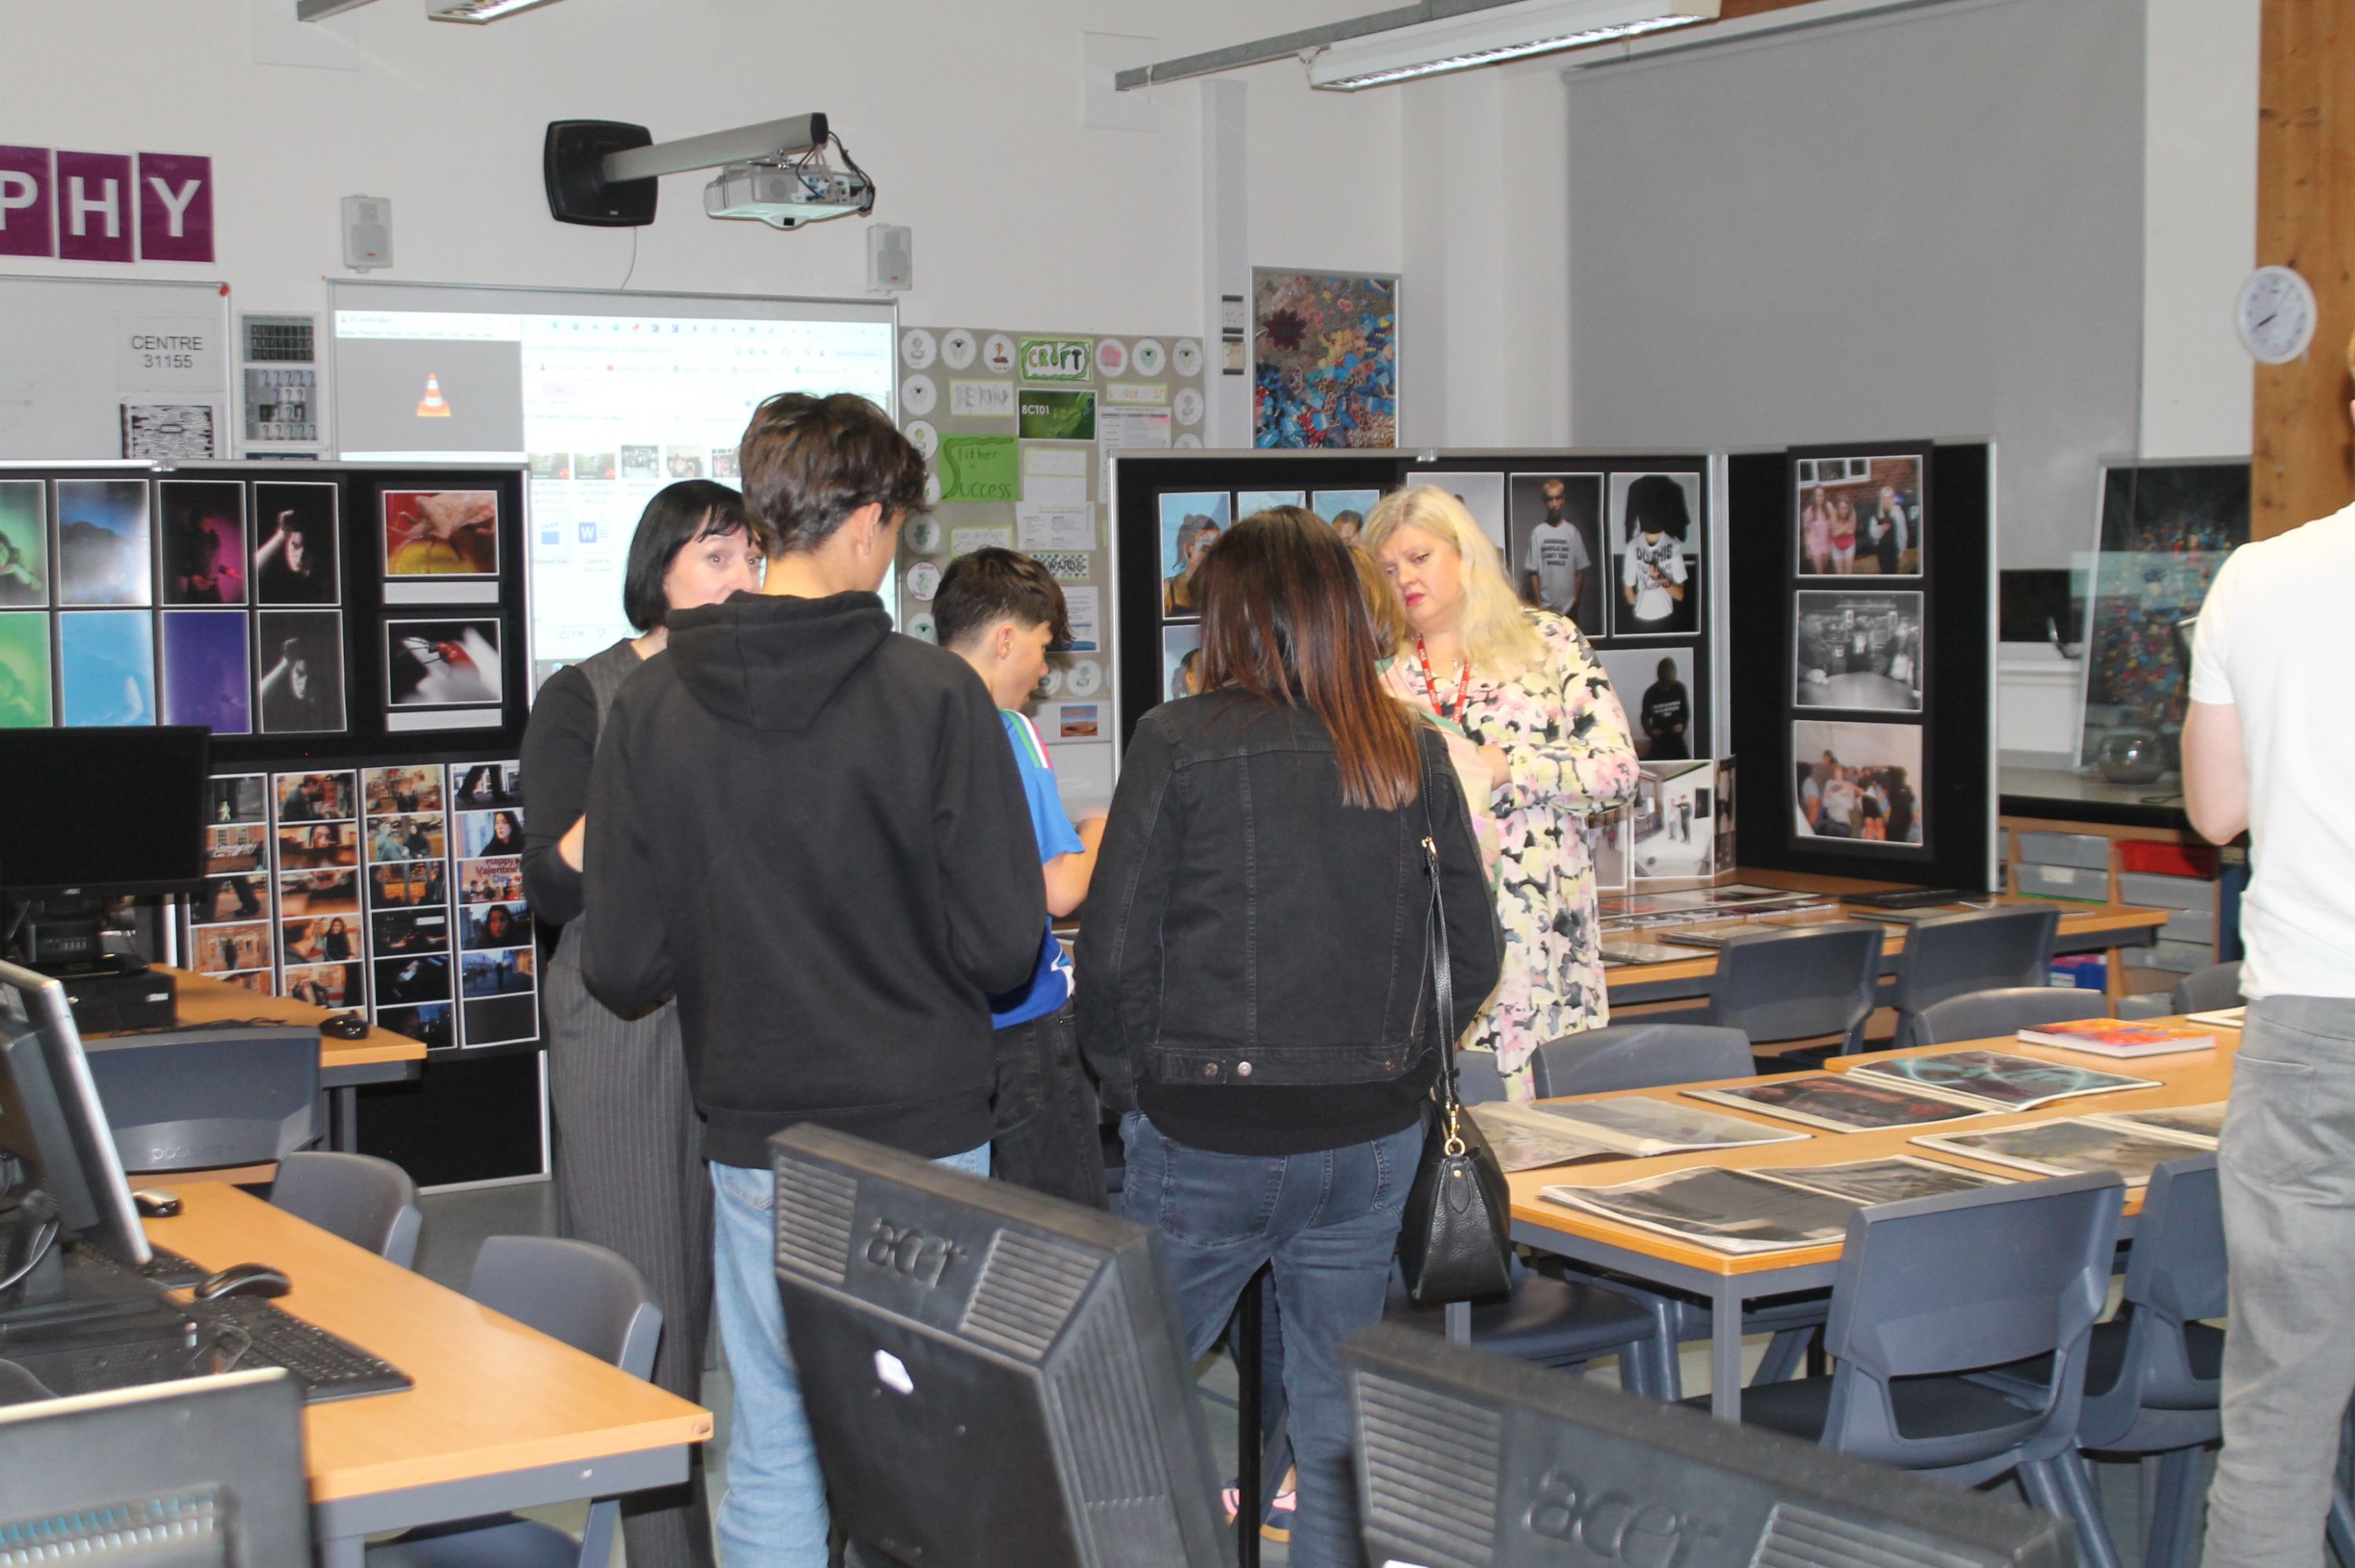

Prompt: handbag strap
[1419,742,1467,1158]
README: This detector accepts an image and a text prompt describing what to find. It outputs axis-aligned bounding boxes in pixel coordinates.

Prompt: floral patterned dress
[1384,611,1641,1096]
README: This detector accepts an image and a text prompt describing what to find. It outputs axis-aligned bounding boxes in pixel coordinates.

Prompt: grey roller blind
[1564,0,2142,568]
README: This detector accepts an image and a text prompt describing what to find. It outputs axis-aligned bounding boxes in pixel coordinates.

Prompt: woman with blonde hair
[1364,485,1640,1094]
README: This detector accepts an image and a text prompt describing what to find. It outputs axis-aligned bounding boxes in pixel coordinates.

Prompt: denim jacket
[1075,691,1504,1110]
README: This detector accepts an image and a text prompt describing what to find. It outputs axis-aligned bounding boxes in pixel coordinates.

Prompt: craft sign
[1018,338,1092,382]
[0,145,214,263]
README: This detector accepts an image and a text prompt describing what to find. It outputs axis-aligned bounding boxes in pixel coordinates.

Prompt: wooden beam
[2254,0,2355,538]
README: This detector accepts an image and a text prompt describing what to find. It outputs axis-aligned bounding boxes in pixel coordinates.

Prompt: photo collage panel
[450,760,537,1048]
[275,769,365,1012]
[184,773,275,992]
[1783,448,1933,857]
[366,764,456,1051]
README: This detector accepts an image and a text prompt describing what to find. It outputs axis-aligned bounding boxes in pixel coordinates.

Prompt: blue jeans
[710,1143,990,1567]
[2203,996,2355,1568]
[1119,1112,1423,1568]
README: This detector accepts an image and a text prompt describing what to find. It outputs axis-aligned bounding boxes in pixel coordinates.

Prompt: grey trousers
[548,934,717,1568]
[2203,993,2355,1568]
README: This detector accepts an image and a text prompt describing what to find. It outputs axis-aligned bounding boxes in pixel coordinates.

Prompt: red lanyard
[1413,634,1472,722]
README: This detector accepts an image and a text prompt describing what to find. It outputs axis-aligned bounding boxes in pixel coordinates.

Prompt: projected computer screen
[330,284,898,689]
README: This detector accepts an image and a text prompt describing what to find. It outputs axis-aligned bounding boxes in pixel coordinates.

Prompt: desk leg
[329,1086,358,1153]
[318,1531,363,1568]
[1444,1300,1470,1346]
[1709,1280,1744,1423]
[2105,945,2125,1011]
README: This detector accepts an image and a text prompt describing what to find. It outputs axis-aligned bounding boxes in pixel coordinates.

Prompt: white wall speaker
[342,195,393,271]
[868,224,912,293]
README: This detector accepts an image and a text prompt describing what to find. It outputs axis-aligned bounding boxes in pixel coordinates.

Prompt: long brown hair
[1195,506,1421,810]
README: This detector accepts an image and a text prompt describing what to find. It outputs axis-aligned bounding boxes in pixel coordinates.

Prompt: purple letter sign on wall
[56,150,133,263]
[0,145,53,258]
[137,153,213,263]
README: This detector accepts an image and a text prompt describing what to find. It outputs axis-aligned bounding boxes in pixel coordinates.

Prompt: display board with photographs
[449,759,538,1048]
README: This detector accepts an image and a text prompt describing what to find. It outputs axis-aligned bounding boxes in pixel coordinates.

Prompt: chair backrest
[269,1150,422,1269]
[1889,906,2059,1018]
[1454,1049,1509,1106]
[1704,924,1883,1054]
[1892,986,2108,1051]
[468,1237,664,1568]
[1820,1172,2124,1475]
[2106,1155,2225,1419]
[2170,961,2243,1015]
[1528,1022,1755,1098]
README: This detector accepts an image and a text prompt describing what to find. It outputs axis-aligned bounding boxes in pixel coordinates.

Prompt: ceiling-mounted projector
[704,156,874,231]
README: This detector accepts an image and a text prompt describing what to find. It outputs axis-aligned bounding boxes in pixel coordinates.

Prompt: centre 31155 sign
[0,145,214,264]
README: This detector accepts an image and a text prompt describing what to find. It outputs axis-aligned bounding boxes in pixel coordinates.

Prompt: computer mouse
[320,1013,371,1040]
[193,1262,293,1301]
[130,1187,181,1218]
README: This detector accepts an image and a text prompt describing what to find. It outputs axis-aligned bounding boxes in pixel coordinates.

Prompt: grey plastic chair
[1892,985,2110,1051]
[1527,1022,1753,1097]
[1888,906,2060,1036]
[1974,1156,2222,1568]
[367,1237,664,1568]
[1696,1172,2129,1568]
[269,1150,422,1270]
[2170,960,2243,1015]
[1528,1021,1827,1398]
[1703,923,1884,1056]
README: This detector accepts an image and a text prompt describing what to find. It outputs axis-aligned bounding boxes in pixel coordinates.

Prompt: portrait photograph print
[1163,622,1203,704]
[257,609,347,735]
[1793,719,1925,848]
[54,479,152,606]
[0,481,49,607]
[1313,489,1380,545]
[1794,592,1924,714]
[253,482,340,605]
[1795,453,1923,577]
[1608,472,1701,638]
[0,612,53,728]
[159,480,247,605]
[1596,646,1698,762]
[382,489,499,579]
[1158,492,1230,618]
[1507,473,1604,634]
[385,619,502,708]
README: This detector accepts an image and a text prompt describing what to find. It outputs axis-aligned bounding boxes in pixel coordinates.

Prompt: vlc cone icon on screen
[416,374,452,418]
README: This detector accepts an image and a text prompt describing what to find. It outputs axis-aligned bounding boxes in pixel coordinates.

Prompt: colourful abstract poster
[1251,270,1398,449]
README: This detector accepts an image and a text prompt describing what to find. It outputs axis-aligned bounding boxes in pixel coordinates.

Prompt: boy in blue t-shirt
[935,548,1107,1205]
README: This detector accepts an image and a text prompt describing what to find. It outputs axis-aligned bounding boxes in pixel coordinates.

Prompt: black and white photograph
[257,610,348,734]
[1595,647,1697,762]
[1794,591,1924,712]
[1796,453,1923,577]
[252,482,341,605]
[1793,719,1924,847]
[1629,759,1715,883]
[1607,471,1701,638]
[1507,473,1604,633]
[385,618,503,708]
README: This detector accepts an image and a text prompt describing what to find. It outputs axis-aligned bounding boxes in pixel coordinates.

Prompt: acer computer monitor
[770,1124,1234,1568]
[0,727,210,899]
[1344,1322,2074,1568]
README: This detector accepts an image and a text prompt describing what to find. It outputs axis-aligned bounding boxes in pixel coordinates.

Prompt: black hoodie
[582,590,1046,1167]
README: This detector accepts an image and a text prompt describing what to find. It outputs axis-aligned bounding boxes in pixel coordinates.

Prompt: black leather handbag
[1396,775,1514,1306]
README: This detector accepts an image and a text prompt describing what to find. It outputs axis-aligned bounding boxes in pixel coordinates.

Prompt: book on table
[1846,902,2000,924]
[2013,1018,2218,1058]
[2081,1102,2226,1146]
[1518,1094,1810,1156]
[1846,1049,2159,1112]
[1684,1074,1990,1133]
[1465,1104,1629,1174]
[1538,1167,1859,1255]
[1911,1116,2218,1186]
[1750,1156,2013,1205]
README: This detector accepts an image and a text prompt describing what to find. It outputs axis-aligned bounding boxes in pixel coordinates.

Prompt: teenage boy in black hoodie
[583,391,1045,1567]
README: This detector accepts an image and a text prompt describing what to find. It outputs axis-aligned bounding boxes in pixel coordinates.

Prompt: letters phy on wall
[0,145,214,263]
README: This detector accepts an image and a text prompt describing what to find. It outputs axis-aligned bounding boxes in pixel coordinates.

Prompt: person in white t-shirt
[1521,479,1590,621]
[1618,475,1691,629]
[2183,335,2355,1568]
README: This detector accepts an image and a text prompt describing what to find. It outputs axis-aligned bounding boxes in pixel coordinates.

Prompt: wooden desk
[94,968,427,1155]
[148,1182,711,1567]
[1505,1016,2239,1420]
[1601,870,2170,1012]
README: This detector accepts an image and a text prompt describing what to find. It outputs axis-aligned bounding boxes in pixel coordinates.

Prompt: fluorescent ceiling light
[295,0,378,19]
[427,0,565,20]
[1308,0,1718,89]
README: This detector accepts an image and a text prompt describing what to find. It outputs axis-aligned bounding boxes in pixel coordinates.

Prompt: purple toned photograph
[159,481,247,605]
[160,611,252,735]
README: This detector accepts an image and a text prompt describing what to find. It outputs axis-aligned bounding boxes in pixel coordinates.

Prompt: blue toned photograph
[1157,492,1231,618]
[1235,490,1307,516]
[54,479,152,606]
[1312,489,1381,543]
[58,611,155,726]
[161,610,253,735]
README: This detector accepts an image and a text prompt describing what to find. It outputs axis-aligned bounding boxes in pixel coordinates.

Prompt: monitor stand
[0,1194,161,1336]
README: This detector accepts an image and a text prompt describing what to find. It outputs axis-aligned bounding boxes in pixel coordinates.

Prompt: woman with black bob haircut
[517,477,769,1568]
[1077,506,1502,1568]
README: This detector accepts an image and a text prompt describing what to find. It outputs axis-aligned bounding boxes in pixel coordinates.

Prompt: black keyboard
[136,1244,208,1291]
[186,1296,412,1404]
